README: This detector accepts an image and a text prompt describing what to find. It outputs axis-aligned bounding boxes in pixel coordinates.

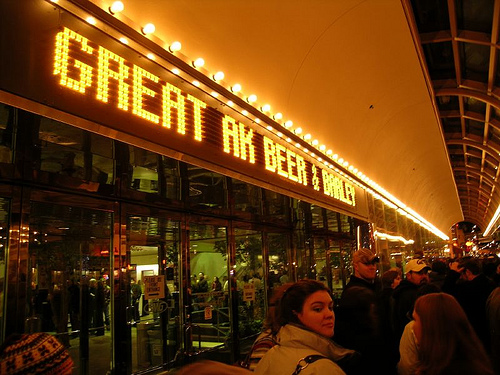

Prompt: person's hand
[449,261,464,273]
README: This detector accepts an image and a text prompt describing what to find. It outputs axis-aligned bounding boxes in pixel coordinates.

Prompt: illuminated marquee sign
[52,27,356,207]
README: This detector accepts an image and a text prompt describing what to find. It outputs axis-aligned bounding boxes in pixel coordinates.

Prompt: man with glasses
[392,259,431,341]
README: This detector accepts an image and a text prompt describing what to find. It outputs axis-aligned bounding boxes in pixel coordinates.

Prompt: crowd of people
[178,249,500,374]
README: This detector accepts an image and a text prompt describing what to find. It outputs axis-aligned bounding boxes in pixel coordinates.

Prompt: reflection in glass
[233,229,264,338]
[189,223,228,349]
[27,202,112,374]
[0,198,9,342]
[188,167,227,209]
[127,214,180,372]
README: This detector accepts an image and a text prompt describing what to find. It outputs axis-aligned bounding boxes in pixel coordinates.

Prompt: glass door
[27,200,113,374]
[188,221,228,352]
[126,208,181,373]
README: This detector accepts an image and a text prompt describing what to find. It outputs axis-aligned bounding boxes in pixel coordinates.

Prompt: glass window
[188,167,227,209]
[0,104,14,163]
[262,190,289,224]
[326,210,339,232]
[339,213,352,234]
[189,223,228,349]
[39,119,114,186]
[268,232,289,296]
[0,197,9,342]
[129,146,159,193]
[311,205,324,229]
[233,228,264,338]
[232,178,262,215]
[162,156,181,200]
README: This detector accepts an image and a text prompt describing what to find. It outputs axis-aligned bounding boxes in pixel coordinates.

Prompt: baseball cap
[352,248,379,265]
[405,259,430,274]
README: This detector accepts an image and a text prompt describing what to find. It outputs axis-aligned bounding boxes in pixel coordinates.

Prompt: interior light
[193,58,205,68]
[247,94,257,103]
[213,71,225,81]
[169,41,182,52]
[274,112,283,120]
[261,104,271,112]
[231,83,242,93]
[109,1,124,14]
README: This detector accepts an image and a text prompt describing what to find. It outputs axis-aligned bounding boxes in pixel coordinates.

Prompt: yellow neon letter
[287,149,298,182]
[162,83,185,132]
[187,94,206,141]
[222,115,240,157]
[276,144,288,178]
[263,137,276,172]
[296,155,307,186]
[238,123,255,163]
[97,46,129,111]
[54,28,94,94]
[132,65,160,124]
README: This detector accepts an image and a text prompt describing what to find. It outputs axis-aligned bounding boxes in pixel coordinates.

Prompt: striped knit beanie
[0,332,74,374]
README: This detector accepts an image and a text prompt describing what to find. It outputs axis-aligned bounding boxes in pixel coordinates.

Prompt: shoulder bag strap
[292,354,329,375]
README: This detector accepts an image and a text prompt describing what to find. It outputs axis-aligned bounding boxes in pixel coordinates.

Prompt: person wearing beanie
[0,332,73,374]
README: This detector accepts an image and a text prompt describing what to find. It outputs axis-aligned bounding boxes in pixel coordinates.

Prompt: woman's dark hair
[265,279,331,334]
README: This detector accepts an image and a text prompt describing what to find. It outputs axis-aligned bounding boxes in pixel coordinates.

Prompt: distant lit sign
[52,27,356,207]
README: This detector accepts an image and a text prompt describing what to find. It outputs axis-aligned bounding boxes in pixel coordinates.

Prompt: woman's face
[296,290,335,338]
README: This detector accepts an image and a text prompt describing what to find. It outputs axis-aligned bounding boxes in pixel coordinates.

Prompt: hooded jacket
[254,324,354,375]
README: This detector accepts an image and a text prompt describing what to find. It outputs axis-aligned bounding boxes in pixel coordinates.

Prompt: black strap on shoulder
[292,354,329,375]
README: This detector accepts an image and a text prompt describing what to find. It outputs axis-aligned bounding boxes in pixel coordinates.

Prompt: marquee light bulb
[312,139,319,146]
[193,58,205,68]
[304,133,312,140]
[169,41,182,52]
[247,94,257,103]
[213,71,225,81]
[284,120,293,128]
[274,112,283,120]
[142,23,156,35]
[231,83,242,93]
[294,127,303,135]
[109,1,124,14]
[261,104,271,112]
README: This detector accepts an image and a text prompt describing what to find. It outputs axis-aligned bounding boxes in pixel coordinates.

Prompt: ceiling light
[142,23,156,35]
[168,41,182,52]
[213,71,225,81]
[231,83,242,93]
[109,1,124,14]
[193,58,205,68]
[247,94,257,103]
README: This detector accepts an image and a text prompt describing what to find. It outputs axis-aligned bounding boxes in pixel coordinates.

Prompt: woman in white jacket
[254,279,356,375]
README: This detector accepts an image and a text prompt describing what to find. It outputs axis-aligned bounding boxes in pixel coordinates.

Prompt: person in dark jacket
[392,258,430,341]
[442,257,495,351]
[335,248,393,374]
